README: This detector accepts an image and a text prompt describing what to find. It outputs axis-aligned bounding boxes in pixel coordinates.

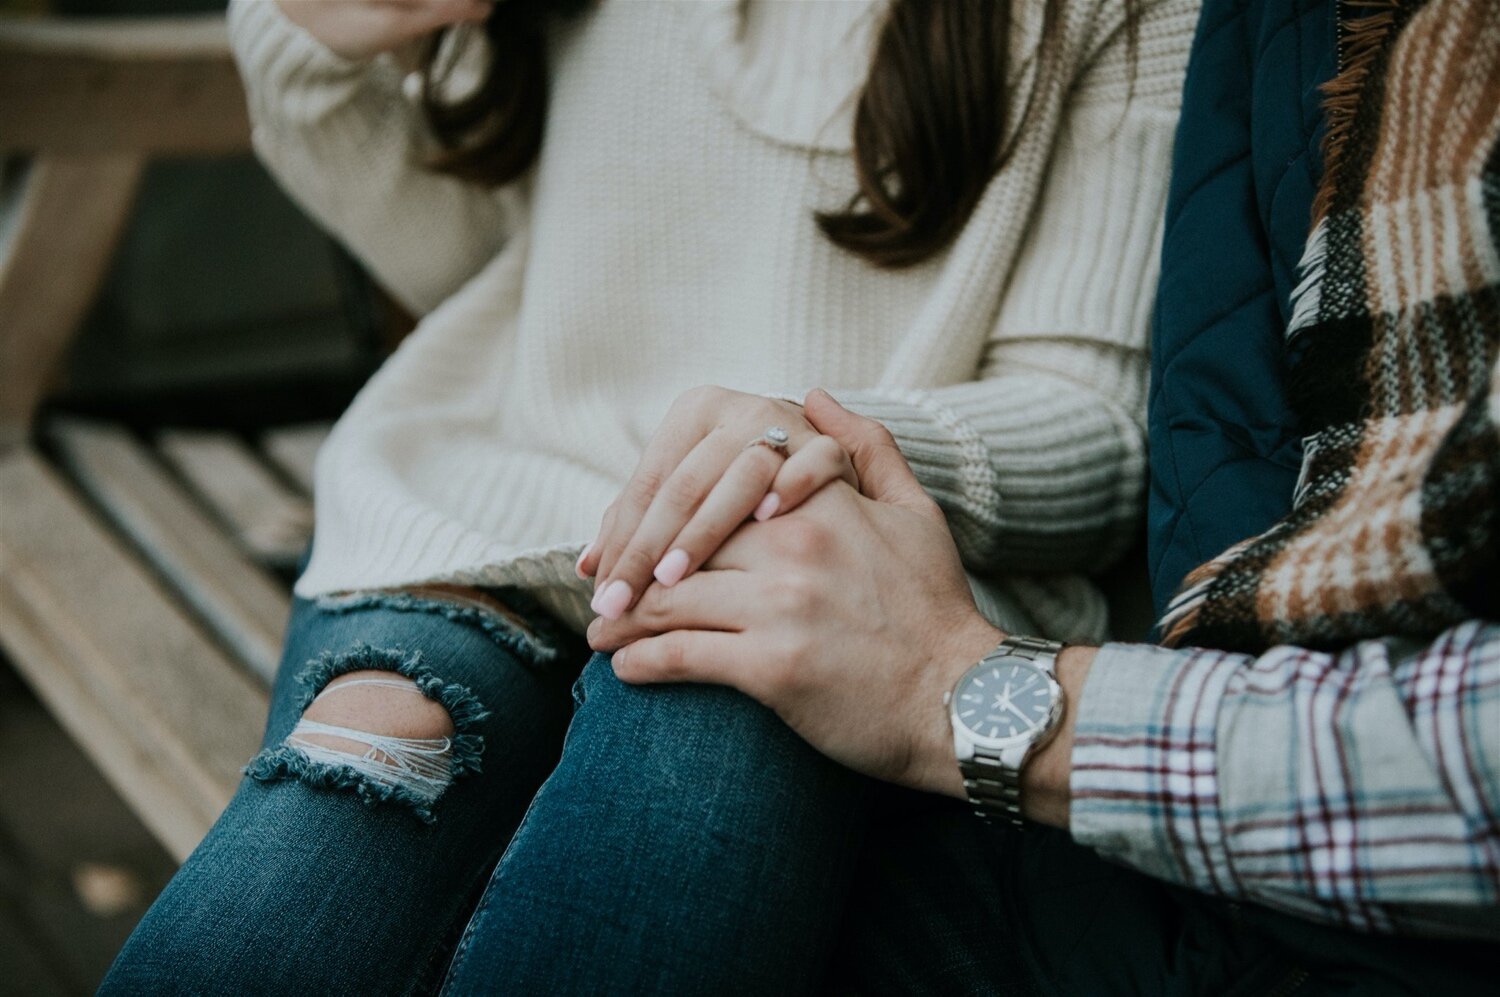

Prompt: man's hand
[589,390,1094,822]
[588,391,986,797]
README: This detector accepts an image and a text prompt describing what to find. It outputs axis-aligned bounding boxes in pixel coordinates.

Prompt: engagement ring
[745,425,791,457]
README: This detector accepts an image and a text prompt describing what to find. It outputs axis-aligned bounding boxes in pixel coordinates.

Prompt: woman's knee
[578,651,784,739]
[569,652,845,799]
[256,585,582,824]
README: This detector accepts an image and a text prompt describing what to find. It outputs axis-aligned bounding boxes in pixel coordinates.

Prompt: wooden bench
[0,14,313,862]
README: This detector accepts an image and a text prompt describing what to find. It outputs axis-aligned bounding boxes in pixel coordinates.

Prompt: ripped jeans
[100,582,870,996]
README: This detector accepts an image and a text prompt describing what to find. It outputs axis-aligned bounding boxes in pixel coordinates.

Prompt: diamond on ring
[745,425,791,456]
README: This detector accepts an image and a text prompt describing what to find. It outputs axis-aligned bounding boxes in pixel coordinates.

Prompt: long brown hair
[422,0,1133,268]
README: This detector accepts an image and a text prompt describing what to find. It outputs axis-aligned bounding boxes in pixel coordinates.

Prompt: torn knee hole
[246,644,490,822]
[287,671,456,804]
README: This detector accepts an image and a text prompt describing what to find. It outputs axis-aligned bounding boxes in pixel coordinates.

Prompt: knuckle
[634,585,671,626]
[788,447,841,491]
[626,469,667,507]
[782,467,817,497]
[596,531,627,561]
[682,532,722,567]
[662,471,708,514]
[614,546,657,581]
[658,639,687,678]
[770,518,830,560]
[773,571,820,615]
[807,434,843,461]
[854,421,898,455]
[874,433,902,460]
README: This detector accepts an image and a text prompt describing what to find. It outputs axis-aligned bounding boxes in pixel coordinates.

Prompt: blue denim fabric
[441,652,869,994]
[100,587,869,996]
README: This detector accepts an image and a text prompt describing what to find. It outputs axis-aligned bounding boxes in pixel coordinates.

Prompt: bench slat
[49,418,289,683]
[0,448,268,862]
[156,429,314,571]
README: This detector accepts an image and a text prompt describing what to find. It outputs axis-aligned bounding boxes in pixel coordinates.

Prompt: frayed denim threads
[245,643,490,823]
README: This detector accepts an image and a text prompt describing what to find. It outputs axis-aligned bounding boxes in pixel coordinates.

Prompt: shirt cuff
[1068,641,1243,898]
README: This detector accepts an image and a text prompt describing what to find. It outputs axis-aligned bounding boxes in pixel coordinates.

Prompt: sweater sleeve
[838,0,1196,576]
[226,0,518,316]
[1070,622,1500,941]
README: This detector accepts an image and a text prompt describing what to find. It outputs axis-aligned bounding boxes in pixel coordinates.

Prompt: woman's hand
[587,391,1007,797]
[275,0,493,61]
[578,386,857,620]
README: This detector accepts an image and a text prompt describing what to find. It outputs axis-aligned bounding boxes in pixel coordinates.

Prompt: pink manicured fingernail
[595,579,633,620]
[654,548,690,587]
[753,493,781,521]
[575,542,594,579]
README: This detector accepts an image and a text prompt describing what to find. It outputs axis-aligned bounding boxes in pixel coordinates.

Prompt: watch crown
[942,690,952,705]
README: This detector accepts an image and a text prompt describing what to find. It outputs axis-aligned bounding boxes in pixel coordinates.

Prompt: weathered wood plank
[49,418,289,683]
[260,422,332,496]
[0,17,249,157]
[0,448,268,862]
[0,155,144,440]
[156,429,314,571]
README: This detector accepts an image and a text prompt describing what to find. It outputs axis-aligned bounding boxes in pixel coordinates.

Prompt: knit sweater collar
[680,0,885,153]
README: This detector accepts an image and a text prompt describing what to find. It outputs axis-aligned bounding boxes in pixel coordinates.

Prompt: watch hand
[1004,701,1032,726]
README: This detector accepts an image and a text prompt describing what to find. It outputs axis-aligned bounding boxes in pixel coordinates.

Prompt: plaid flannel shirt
[1069,619,1500,940]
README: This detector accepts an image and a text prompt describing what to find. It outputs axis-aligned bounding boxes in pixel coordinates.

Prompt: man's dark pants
[828,793,1494,996]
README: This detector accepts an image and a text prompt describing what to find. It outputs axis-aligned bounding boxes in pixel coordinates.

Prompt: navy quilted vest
[1147,0,1337,617]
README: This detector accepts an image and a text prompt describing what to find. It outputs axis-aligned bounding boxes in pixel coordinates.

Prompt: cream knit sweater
[228,0,1197,640]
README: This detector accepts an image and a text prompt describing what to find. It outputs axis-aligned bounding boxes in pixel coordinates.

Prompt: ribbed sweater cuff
[836,388,996,545]
[839,375,1143,573]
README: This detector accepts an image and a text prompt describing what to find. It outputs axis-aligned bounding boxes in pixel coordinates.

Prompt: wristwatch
[944,635,1065,826]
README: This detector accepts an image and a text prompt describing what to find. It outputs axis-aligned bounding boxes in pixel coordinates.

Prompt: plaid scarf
[1161,0,1500,653]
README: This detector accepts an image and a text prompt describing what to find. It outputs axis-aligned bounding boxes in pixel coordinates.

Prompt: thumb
[803,389,928,508]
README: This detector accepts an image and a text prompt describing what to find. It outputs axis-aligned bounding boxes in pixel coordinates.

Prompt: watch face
[952,658,1054,743]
